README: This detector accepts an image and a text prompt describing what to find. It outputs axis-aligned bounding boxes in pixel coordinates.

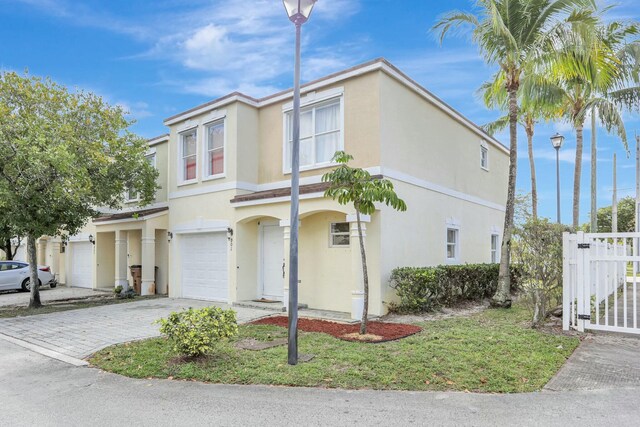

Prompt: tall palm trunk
[525,120,538,219]
[356,210,369,335]
[492,85,518,309]
[590,110,597,232]
[573,123,584,230]
[27,234,41,309]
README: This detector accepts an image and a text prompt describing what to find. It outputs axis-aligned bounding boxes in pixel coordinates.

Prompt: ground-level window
[330,222,350,247]
[446,228,459,261]
[491,234,500,263]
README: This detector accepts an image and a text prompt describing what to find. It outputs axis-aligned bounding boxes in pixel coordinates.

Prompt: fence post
[576,231,586,332]
[562,232,570,331]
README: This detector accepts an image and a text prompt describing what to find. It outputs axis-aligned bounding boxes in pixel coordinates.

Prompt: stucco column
[347,213,370,320]
[37,238,47,266]
[141,226,156,296]
[280,219,291,312]
[49,240,61,278]
[114,230,129,290]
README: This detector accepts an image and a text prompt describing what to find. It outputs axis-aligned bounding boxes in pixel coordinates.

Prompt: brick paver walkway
[0,298,269,359]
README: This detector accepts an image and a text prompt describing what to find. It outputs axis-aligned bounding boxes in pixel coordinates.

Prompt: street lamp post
[282,0,317,366]
[550,133,565,224]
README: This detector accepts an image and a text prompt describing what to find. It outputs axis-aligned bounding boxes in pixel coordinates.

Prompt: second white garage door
[180,232,228,301]
[69,241,93,288]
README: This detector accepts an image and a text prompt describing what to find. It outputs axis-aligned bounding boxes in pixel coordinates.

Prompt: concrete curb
[0,332,89,367]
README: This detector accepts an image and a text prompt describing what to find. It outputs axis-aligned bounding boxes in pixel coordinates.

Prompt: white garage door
[181,232,228,301]
[69,241,93,288]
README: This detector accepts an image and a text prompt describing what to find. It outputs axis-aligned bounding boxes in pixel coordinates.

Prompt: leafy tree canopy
[0,72,158,239]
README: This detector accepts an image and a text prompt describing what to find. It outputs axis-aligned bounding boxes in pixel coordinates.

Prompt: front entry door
[261,223,284,300]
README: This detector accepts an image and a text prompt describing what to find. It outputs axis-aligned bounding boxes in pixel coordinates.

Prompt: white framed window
[446,228,459,262]
[179,129,198,184]
[480,141,489,170]
[204,120,225,179]
[329,222,350,247]
[284,97,343,173]
[491,234,500,263]
[146,152,156,169]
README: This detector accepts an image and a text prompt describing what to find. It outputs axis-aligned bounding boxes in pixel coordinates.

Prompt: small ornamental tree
[322,152,407,334]
[0,72,158,308]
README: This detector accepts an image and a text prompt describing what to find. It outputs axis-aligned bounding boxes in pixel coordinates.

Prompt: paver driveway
[0,298,268,360]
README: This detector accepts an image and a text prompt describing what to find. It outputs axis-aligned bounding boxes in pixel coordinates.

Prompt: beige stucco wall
[257,72,381,185]
[298,211,353,313]
[96,232,115,288]
[379,180,506,308]
[379,73,508,206]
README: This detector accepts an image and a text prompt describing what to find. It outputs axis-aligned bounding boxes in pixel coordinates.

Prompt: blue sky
[1,0,640,225]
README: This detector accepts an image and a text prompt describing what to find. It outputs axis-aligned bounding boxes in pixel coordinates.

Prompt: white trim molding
[172,217,230,234]
[169,181,257,200]
[382,167,506,212]
[346,214,371,223]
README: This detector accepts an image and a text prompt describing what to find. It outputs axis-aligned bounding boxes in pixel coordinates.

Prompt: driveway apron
[0,298,269,360]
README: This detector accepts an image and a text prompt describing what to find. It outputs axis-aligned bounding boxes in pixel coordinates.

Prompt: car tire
[21,279,43,292]
[50,282,57,289]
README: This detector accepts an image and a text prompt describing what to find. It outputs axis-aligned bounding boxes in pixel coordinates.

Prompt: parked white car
[0,261,57,291]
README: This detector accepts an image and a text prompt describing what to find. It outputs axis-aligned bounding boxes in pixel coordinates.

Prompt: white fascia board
[164,95,257,126]
[148,135,169,147]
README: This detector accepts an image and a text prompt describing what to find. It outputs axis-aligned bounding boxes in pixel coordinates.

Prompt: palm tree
[433,0,595,308]
[481,73,560,219]
[540,19,640,229]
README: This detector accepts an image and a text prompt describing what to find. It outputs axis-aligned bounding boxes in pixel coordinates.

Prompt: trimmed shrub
[389,263,522,313]
[157,306,238,357]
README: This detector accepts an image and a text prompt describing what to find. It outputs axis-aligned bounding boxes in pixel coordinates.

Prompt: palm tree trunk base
[489,297,512,309]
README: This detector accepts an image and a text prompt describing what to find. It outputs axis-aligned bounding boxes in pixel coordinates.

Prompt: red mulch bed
[250,316,422,343]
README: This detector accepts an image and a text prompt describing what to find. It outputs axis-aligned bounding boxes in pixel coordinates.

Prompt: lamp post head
[550,133,565,149]
[283,0,317,25]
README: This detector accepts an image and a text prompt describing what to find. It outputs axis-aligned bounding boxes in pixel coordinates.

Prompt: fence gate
[563,231,640,334]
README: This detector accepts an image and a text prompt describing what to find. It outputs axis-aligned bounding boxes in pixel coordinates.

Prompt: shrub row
[388,263,522,313]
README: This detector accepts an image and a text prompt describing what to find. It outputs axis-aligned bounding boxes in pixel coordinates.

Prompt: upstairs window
[181,129,197,183]
[480,142,489,170]
[205,121,225,178]
[285,98,343,171]
[329,222,350,247]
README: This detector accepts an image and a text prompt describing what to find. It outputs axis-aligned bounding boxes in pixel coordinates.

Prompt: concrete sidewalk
[545,333,640,391]
[2,338,640,427]
[0,298,268,361]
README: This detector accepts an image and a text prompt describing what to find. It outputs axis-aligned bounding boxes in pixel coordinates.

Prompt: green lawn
[90,304,579,393]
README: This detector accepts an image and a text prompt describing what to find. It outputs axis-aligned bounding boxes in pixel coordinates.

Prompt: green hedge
[389,264,522,313]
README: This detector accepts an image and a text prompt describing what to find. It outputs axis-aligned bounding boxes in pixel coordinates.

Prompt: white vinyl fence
[563,231,640,334]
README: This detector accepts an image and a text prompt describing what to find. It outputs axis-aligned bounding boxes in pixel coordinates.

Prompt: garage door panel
[181,232,228,301]
[70,241,93,288]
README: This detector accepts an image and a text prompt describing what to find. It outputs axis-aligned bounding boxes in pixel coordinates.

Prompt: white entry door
[261,224,284,300]
[69,241,93,288]
[181,232,228,301]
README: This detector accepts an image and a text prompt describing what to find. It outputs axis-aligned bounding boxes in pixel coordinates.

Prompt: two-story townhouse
[162,58,509,318]
[23,135,171,294]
